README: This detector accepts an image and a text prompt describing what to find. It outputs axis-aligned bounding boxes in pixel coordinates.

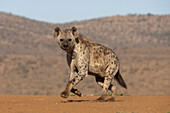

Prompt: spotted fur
[53,26,127,100]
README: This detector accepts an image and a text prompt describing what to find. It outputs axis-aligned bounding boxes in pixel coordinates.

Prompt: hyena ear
[71,26,79,37]
[53,26,61,38]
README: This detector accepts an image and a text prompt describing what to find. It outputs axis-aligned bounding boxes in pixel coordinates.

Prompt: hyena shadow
[61,99,123,103]
[61,100,90,103]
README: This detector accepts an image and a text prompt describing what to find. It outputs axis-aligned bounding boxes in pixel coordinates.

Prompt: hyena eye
[60,39,64,42]
[68,38,72,42]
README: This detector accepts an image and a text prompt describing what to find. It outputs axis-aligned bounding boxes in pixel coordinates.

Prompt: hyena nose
[63,44,68,48]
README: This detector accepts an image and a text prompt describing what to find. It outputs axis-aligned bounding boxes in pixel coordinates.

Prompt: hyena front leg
[61,58,84,98]
[60,66,88,98]
[60,76,82,98]
[60,85,82,98]
[69,72,82,97]
[61,54,82,97]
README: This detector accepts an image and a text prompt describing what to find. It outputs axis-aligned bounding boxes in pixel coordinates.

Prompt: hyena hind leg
[108,85,117,100]
[95,76,117,100]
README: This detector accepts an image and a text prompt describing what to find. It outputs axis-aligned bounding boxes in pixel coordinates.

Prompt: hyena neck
[65,48,74,55]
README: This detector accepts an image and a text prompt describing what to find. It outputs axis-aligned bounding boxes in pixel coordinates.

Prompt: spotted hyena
[53,26,127,100]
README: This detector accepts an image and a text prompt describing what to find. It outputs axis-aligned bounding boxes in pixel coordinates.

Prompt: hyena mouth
[61,46,70,50]
[63,44,69,48]
[61,44,74,50]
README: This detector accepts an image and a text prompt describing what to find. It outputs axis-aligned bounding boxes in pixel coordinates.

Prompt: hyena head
[53,26,79,52]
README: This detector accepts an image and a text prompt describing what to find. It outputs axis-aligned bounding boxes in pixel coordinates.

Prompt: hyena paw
[60,91,69,98]
[97,94,106,101]
[107,97,115,101]
[74,90,82,97]
[71,88,82,97]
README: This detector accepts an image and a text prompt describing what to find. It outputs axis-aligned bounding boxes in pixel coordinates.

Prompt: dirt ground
[0,95,169,113]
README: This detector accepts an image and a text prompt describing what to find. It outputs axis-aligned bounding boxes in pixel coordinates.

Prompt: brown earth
[0,95,169,113]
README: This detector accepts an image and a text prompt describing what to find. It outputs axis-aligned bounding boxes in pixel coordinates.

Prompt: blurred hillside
[0,12,170,96]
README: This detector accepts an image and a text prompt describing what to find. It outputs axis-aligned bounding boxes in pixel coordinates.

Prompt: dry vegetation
[0,12,170,96]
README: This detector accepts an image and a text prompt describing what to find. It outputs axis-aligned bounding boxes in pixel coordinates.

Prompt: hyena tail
[114,70,127,89]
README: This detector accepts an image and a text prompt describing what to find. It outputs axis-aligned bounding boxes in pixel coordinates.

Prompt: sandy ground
[0,95,169,113]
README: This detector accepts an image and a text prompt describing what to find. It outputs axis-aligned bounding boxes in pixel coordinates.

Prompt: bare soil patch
[0,95,169,113]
